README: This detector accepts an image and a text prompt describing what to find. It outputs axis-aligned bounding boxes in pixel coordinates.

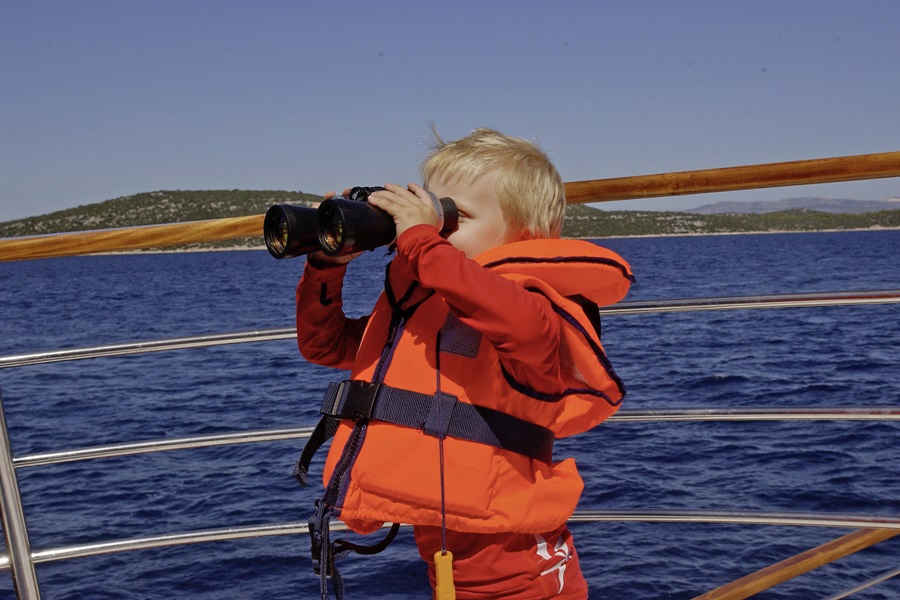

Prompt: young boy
[295,129,634,599]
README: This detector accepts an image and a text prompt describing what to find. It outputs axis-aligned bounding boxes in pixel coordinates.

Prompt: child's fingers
[367,185,412,213]
[374,184,411,206]
[399,182,437,210]
[323,188,353,201]
[371,184,436,220]
[406,182,433,205]
[365,191,396,210]
[367,183,440,233]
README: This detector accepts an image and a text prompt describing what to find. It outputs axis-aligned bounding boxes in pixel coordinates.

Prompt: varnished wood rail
[565,150,900,203]
[0,215,264,262]
[1,150,898,262]
[693,528,899,599]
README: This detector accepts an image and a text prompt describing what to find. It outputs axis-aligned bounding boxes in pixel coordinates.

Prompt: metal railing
[2,290,899,599]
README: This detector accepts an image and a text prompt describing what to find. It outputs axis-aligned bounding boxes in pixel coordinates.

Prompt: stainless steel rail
[6,408,897,471]
[596,289,900,316]
[3,509,898,572]
[608,407,900,422]
[2,290,898,370]
[13,427,315,468]
[2,289,898,598]
[568,510,900,529]
[0,396,41,596]
[0,521,329,569]
[0,328,297,369]
[823,566,900,600]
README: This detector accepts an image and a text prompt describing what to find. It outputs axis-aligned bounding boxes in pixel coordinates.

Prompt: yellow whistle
[434,550,456,600]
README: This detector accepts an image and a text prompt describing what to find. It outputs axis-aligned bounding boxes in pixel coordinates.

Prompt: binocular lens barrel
[263,204,320,259]
[263,188,458,259]
[317,206,343,255]
[317,198,396,256]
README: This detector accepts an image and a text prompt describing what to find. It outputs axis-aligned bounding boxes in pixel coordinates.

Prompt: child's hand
[366,183,439,238]
[306,249,362,267]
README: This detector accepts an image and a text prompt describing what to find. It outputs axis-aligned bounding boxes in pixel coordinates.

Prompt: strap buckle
[323,380,380,421]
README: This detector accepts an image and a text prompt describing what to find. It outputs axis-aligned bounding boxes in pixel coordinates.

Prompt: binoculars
[264,186,458,259]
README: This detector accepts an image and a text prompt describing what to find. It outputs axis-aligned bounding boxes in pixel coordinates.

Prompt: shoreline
[592,224,900,240]
[88,225,900,256]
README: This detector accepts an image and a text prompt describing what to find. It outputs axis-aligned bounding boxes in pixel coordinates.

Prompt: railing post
[0,390,41,599]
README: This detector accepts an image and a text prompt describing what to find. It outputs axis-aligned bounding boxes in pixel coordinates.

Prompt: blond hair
[421,128,566,239]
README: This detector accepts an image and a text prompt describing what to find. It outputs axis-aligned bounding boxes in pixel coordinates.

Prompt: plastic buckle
[340,380,380,421]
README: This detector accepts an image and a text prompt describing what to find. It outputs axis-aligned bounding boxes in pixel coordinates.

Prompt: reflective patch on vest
[440,312,482,358]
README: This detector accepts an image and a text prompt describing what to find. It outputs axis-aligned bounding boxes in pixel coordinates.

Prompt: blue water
[1,230,898,599]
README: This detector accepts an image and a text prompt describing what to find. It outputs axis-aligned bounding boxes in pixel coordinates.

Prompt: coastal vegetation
[0,190,321,250]
[1,191,898,249]
[563,204,900,238]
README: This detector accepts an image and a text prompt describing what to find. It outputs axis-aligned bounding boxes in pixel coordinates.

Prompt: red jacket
[296,225,633,534]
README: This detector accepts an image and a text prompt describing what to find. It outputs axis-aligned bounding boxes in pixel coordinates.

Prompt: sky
[1,0,898,223]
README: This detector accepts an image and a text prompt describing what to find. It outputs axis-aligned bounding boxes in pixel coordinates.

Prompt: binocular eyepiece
[264,186,458,259]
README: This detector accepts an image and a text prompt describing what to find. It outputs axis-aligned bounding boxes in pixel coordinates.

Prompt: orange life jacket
[312,237,634,536]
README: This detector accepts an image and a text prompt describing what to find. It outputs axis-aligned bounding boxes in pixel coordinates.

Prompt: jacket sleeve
[396,225,562,388]
[295,260,369,370]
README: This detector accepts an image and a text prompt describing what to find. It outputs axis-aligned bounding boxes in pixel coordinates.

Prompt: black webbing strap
[294,414,340,485]
[309,499,401,600]
[295,379,554,486]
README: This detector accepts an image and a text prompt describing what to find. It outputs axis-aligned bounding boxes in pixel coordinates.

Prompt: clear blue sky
[2,0,898,222]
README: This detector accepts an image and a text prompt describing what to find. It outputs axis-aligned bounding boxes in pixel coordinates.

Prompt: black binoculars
[264,186,458,259]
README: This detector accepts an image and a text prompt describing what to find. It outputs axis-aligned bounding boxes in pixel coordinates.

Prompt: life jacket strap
[294,413,340,486]
[298,379,554,479]
[308,499,401,600]
[296,378,553,597]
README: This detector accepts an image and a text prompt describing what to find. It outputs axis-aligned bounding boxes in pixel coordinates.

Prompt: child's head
[421,128,566,240]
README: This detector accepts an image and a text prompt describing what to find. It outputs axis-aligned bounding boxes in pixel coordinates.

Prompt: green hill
[562,204,900,237]
[0,190,322,250]
[1,191,898,251]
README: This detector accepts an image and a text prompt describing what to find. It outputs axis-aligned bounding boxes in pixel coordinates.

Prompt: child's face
[428,175,513,259]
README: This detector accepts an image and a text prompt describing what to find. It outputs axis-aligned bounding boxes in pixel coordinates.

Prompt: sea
[0,230,898,599]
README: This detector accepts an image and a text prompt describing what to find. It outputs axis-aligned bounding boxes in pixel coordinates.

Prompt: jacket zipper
[324,310,406,508]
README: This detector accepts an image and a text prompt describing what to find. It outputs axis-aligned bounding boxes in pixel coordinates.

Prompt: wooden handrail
[566,150,900,204]
[693,528,900,599]
[0,215,264,262]
[1,150,898,261]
